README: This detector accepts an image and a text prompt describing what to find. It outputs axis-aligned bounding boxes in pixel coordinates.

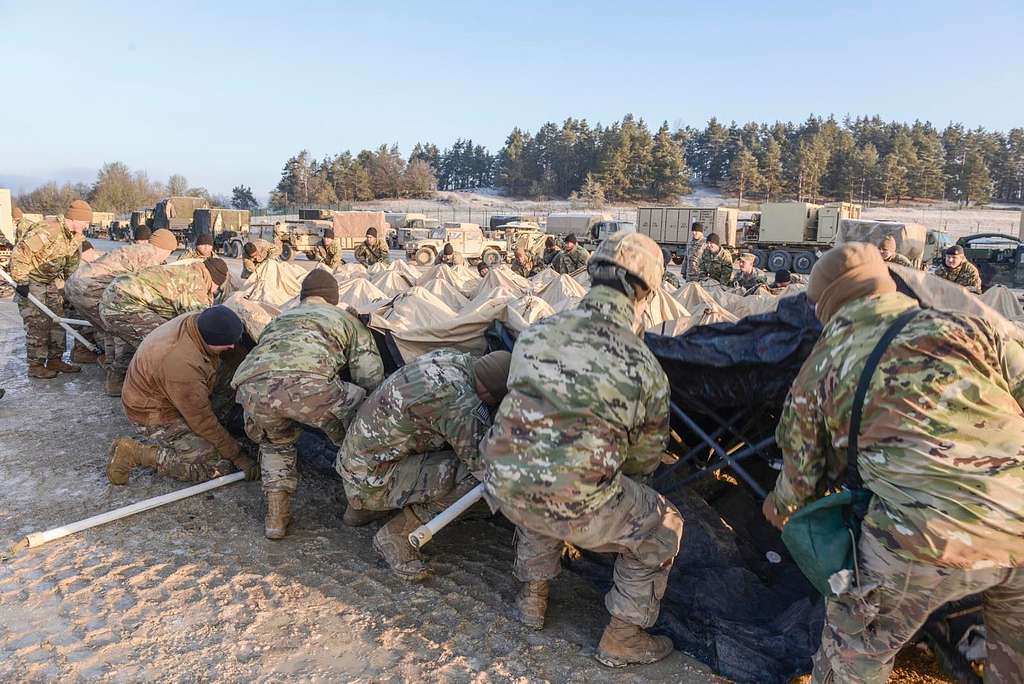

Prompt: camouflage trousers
[813,525,1024,683]
[16,282,66,364]
[135,417,236,483]
[99,304,167,372]
[236,373,367,494]
[64,280,106,353]
[341,450,479,524]
[503,475,683,628]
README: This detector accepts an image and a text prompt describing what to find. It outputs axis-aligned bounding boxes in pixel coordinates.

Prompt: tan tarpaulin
[837,219,927,262]
[416,264,481,297]
[477,266,531,297]
[337,278,389,312]
[979,285,1024,323]
[367,262,388,274]
[507,295,556,333]
[221,294,280,341]
[331,211,388,240]
[643,286,693,330]
[423,277,472,311]
[234,259,308,307]
[537,274,588,311]
[334,263,368,279]
[529,267,560,291]
[370,270,416,297]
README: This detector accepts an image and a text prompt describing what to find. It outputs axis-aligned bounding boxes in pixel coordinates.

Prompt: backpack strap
[846,307,921,489]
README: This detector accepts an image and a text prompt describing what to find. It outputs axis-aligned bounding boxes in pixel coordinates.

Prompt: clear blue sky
[2,0,1022,199]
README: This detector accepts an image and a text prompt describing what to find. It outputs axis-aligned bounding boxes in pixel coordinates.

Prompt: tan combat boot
[342,506,388,527]
[27,363,58,379]
[372,507,429,581]
[595,616,674,668]
[514,580,549,630]
[71,344,99,364]
[105,369,125,397]
[106,437,158,485]
[265,491,291,540]
[46,357,81,374]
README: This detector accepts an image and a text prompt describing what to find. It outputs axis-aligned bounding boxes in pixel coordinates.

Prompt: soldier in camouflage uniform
[934,244,982,293]
[730,252,769,293]
[241,238,278,278]
[9,199,90,378]
[542,236,561,266]
[179,232,214,260]
[684,221,706,281]
[338,349,512,581]
[99,258,229,396]
[434,242,465,266]
[661,249,681,289]
[353,227,390,267]
[698,233,734,285]
[877,234,913,268]
[480,231,684,668]
[762,243,1024,684]
[511,245,539,278]
[12,205,35,243]
[311,229,343,268]
[66,229,178,374]
[551,233,590,274]
[232,270,384,540]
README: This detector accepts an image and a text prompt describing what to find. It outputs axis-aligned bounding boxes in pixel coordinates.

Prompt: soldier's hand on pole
[15,283,29,298]
[233,455,261,481]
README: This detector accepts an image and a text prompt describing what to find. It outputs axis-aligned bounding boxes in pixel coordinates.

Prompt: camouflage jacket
[731,267,769,292]
[511,253,539,278]
[434,252,465,266]
[481,285,670,520]
[353,240,390,266]
[10,218,83,285]
[242,239,277,274]
[699,247,734,284]
[232,297,383,390]
[13,216,35,243]
[663,270,682,289]
[542,247,561,265]
[684,237,706,281]
[884,252,913,268]
[551,245,590,274]
[67,244,169,307]
[337,350,492,484]
[935,260,982,293]
[178,248,209,261]
[312,241,343,268]
[103,262,213,320]
[771,291,1024,568]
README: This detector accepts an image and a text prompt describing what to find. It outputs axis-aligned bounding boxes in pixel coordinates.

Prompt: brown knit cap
[12,206,23,220]
[807,243,896,323]
[203,257,230,285]
[150,229,178,251]
[473,350,513,404]
[66,199,93,222]
[300,269,340,305]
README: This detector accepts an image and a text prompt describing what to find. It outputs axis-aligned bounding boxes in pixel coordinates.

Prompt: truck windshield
[429,227,447,240]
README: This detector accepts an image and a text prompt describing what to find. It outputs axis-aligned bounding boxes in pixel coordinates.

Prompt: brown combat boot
[514,580,549,630]
[71,345,99,364]
[27,363,58,379]
[342,506,388,527]
[106,437,158,485]
[265,491,292,540]
[105,369,125,397]
[595,616,675,668]
[46,357,81,374]
[372,507,429,581]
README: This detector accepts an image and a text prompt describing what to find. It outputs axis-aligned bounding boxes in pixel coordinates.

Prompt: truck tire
[767,250,792,272]
[481,248,502,266]
[752,249,769,270]
[221,241,232,257]
[791,251,816,274]
[280,243,295,262]
[414,247,436,266]
[230,241,243,259]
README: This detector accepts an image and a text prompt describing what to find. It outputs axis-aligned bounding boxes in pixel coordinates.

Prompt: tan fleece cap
[66,199,92,222]
[150,229,178,251]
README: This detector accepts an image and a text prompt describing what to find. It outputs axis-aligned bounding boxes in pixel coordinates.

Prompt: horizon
[4,0,1022,199]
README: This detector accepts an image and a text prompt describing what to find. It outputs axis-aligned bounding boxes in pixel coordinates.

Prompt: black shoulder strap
[846,307,921,489]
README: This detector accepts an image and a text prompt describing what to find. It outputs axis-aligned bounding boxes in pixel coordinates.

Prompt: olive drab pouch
[781,307,920,597]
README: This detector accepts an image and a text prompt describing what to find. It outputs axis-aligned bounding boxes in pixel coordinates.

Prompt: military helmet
[589,230,665,293]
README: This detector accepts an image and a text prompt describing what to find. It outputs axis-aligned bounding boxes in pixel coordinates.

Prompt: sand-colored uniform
[768,291,1024,682]
[353,240,390,267]
[481,286,683,627]
[232,299,384,494]
[99,262,214,372]
[337,350,489,523]
[10,218,83,364]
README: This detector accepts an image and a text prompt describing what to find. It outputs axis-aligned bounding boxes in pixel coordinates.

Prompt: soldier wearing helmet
[480,230,683,668]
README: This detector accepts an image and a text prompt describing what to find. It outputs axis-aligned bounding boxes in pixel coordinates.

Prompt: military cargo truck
[637,207,739,262]
[743,201,861,273]
[152,196,210,238]
[194,208,251,253]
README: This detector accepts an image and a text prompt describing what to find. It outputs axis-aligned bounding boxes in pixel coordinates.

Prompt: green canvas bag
[781,307,920,596]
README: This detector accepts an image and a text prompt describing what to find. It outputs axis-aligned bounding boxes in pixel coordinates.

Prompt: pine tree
[961,149,993,205]
[760,138,785,201]
[726,146,763,206]
[649,121,690,199]
[230,185,259,210]
[879,153,907,204]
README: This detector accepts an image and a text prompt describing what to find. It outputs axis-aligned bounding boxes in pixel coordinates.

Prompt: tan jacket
[122,313,240,459]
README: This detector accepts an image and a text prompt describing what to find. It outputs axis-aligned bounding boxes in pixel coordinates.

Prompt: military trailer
[152,196,210,239]
[194,208,251,253]
[743,201,861,273]
[637,207,739,262]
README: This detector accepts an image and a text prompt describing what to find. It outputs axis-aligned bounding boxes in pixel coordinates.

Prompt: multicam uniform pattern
[10,218,83,364]
[232,299,384,494]
[684,236,706,281]
[137,417,238,483]
[511,252,539,278]
[768,291,1024,682]
[698,247,734,284]
[480,286,683,627]
[99,263,214,372]
[337,350,489,523]
[551,244,590,274]
[934,259,982,293]
[662,270,682,289]
[353,240,390,266]
[241,239,278,278]
[730,267,769,292]
[882,252,913,268]
[311,241,343,268]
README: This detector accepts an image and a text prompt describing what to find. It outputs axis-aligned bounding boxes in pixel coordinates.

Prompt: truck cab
[589,220,636,244]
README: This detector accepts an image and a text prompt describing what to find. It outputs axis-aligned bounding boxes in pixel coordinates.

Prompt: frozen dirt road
[0,300,721,683]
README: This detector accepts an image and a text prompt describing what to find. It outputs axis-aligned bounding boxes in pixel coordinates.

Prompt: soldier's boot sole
[27,363,58,379]
[342,506,389,527]
[372,508,429,582]
[265,491,292,540]
[107,437,157,485]
[46,358,81,374]
[513,580,549,630]
[595,617,674,668]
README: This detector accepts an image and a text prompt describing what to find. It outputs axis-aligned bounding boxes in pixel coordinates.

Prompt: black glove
[233,455,261,481]
[14,284,30,298]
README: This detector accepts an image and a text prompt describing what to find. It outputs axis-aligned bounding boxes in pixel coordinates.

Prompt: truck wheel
[767,250,792,272]
[280,243,294,262]
[414,247,436,266]
[481,248,502,266]
[221,241,232,257]
[752,249,769,270]
[791,251,816,274]
[230,241,242,259]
